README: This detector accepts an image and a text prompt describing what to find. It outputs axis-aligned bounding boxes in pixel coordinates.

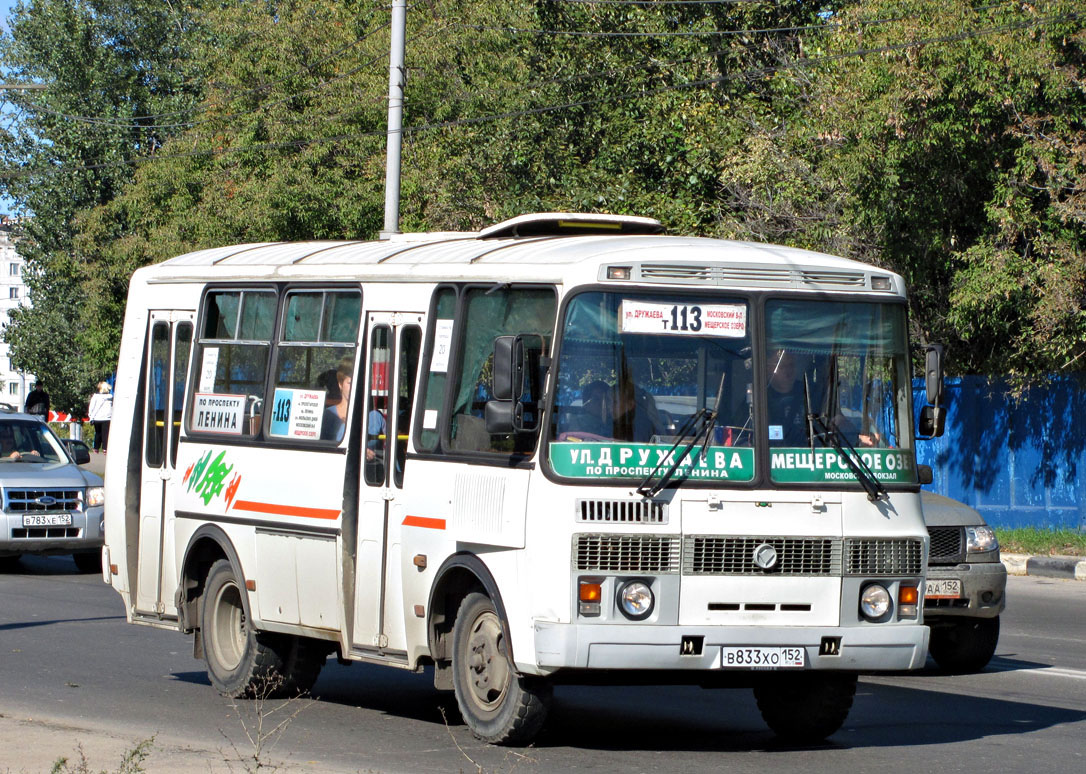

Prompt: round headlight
[618,581,654,620]
[860,583,891,621]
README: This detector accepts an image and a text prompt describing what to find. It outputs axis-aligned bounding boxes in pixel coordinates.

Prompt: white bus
[103,212,941,745]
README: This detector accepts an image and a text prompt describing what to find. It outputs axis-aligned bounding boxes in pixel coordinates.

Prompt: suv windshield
[0,419,66,463]
[549,291,756,483]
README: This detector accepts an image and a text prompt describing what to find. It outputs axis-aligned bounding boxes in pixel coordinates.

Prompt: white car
[0,408,105,573]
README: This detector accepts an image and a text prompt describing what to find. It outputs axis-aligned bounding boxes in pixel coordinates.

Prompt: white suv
[0,407,105,573]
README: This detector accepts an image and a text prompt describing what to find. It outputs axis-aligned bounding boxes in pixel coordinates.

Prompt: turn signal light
[898,584,919,619]
[579,581,602,602]
[578,577,603,617]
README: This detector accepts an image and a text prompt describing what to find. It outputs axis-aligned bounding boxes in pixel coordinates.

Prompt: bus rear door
[134,311,194,616]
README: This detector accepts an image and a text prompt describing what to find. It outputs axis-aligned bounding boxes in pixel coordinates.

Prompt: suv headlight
[966,526,998,553]
[86,486,105,507]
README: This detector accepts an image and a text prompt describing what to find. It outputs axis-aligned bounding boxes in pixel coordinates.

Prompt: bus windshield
[549,290,756,483]
[547,291,916,487]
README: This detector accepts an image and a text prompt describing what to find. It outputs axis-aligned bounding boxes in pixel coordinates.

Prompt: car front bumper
[924,561,1007,619]
[0,505,105,556]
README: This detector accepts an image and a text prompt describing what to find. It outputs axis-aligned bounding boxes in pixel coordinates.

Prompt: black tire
[0,554,21,572]
[754,673,857,744]
[451,592,551,745]
[72,552,101,574]
[929,616,1000,673]
[200,559,325,698]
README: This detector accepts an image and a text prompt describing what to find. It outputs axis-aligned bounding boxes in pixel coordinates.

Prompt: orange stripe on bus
[233,500,341,520]
[402,515,446,530]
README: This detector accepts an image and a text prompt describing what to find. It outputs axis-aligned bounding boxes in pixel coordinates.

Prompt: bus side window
[269,289,361,443]
[170,322,193,466]
[416,287,457,452]
[394,326,421,487]
[447,286,556,454]
[188,289,275,439]
[145,322,170,465]
[365,326,391,485]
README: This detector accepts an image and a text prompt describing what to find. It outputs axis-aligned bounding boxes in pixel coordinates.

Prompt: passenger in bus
[318,359,354,443]
[366,396,386,462]
[766,349,808,446]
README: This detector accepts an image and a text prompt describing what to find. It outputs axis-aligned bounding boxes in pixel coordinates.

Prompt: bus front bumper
[531,622,929,673]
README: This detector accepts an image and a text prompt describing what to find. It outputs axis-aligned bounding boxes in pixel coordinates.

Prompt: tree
[0,0,208,410]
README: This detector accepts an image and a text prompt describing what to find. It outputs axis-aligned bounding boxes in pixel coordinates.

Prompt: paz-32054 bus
[103,212,944,745]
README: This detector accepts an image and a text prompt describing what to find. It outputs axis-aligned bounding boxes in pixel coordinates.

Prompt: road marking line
[1026,666,1086,680]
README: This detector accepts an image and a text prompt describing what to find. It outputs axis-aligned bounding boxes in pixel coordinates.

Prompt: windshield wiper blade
[808,413,887,502]
[637,373,726,499]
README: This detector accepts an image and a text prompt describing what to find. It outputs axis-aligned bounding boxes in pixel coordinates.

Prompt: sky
[1,1,19,215]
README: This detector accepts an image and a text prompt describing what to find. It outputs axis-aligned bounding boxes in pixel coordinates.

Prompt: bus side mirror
[917,343,946,438]
[924,344,944,406]
[487,334,543,434]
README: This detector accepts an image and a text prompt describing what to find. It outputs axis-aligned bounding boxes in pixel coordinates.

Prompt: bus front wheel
[451,592,551,745]
[753,672,857,744]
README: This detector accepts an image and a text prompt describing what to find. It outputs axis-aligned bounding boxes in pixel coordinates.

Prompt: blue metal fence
[914,376,1086,530]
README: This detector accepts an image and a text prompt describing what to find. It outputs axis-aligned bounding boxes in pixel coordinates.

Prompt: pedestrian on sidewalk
[24,380,49,418]
[88,381,113,452]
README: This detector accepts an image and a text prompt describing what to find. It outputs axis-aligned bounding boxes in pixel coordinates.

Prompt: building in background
[0,216,36,411]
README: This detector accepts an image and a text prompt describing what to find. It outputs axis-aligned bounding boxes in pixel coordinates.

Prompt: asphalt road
[1,559,1084,774]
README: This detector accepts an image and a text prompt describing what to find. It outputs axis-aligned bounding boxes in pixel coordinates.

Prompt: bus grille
[577,499,667,524]
[845,538,923,576]
[4,489,83,513]
[683,536,841,575]
[927,526,965,564]
[638,264,866,290]
[573,534,680,574]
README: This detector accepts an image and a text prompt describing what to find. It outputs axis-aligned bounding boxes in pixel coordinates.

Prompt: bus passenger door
[353,314,422,653]
[134,312,194,616]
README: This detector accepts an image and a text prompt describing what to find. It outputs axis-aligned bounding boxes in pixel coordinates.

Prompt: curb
[1002,553,1086,581]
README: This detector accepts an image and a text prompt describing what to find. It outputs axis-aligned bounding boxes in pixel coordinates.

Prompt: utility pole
[381,0,407,238]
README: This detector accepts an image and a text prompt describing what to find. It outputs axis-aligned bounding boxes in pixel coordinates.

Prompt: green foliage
[2,0,1085,386]
[996,527,1086,557]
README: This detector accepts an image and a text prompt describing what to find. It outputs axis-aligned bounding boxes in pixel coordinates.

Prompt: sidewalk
[1002,553,1086,581]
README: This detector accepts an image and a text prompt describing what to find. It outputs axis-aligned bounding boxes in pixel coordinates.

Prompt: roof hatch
[477,212,665,239]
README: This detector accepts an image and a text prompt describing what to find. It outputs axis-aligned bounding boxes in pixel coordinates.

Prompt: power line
[0,9,1078,182]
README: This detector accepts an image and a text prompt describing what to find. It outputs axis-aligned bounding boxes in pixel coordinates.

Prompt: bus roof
[140,213,904,296]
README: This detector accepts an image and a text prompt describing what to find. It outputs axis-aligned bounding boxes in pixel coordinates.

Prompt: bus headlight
[617,581,654,620]
[859,584,891,621]
[966,526,998,554]
[86,487,105,507]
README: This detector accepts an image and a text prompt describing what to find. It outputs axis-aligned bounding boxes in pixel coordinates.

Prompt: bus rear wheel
[200,559,325,698]
[451,592,551,745]
[753,672,857,744]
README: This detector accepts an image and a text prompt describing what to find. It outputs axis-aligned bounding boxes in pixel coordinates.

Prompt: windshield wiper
[637,373,726,499]
[804,378,887,502]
